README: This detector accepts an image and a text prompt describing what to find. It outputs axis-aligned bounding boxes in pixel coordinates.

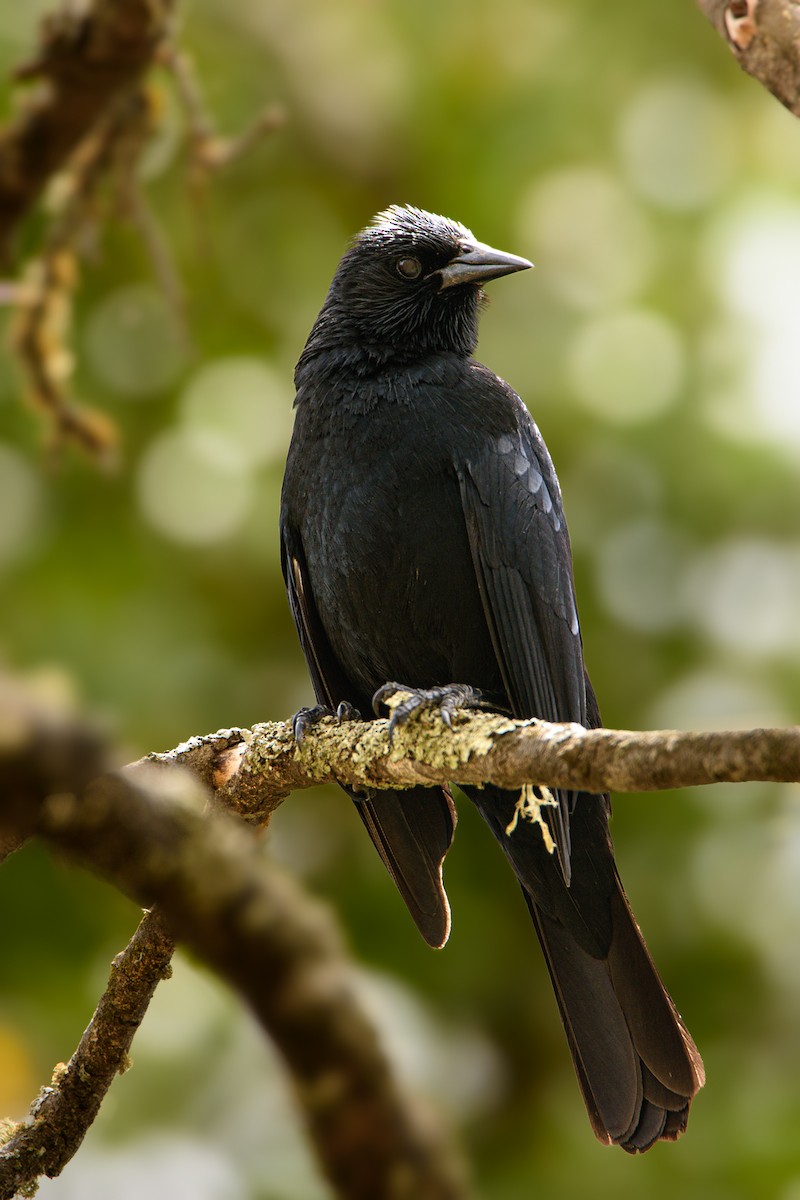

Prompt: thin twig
[7,85,159,465]
[161,43,285,185]
[120,164,192,351]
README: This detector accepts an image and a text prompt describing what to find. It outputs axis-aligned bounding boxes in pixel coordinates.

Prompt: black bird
[280,204,704,1151]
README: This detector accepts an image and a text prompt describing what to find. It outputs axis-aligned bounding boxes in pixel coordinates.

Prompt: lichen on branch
[141,707,800,833]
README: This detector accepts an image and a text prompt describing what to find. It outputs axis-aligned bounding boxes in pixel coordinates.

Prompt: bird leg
[292,700,361,744]
[372,681,492,743]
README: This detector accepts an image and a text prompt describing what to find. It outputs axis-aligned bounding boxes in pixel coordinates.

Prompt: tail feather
[526,876,704,1153]
[357,763,705,1150]
[355,784,456,949]
[606,882,705,1098]
[463,781,704,1151]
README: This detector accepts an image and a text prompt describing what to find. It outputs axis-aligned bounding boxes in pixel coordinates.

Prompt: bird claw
[336,700,361,723]
[372,681,490,743]
[292,704,332,744]
[292,700,361,744]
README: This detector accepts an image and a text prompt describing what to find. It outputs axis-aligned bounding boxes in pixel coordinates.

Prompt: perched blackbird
[280,204,704,1150]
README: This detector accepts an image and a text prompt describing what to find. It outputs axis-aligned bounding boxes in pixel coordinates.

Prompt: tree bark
[0,678,471,1200]
[141,705,800,830]
[696,0,800,115]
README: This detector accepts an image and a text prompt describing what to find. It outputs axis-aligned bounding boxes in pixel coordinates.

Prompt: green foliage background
[3,2,800,1197]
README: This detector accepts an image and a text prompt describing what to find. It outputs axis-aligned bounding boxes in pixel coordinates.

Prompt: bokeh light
[595,516,693,633]
[648,669,789,731]
[4,2,800,1198]
[686,538,800,660]
[562,443,663,550]
[83,284,188,399]
[0,443,46,570]
[567,307,685,424]
[618,78,737,211]
[354,970,506,1120]
[691,797,800,996]
[703,197,800,450]
[136,427,253,544]
[37,1136,246,1200]
[518,167,655,310]
[179,356,294,469]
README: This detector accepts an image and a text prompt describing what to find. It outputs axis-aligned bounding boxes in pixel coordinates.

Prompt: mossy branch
[142,704,800,831]
[2,668,798,1199]
[0,676,470,1200]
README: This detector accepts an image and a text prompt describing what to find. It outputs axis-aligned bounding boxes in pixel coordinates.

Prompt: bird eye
[396,256,422,280]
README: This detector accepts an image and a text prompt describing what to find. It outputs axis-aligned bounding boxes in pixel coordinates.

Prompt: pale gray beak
[435,240,533,289]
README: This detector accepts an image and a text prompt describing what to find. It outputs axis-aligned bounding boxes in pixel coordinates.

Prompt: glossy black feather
[281,520,456,947]
[455,377,584,876]
[280,205,704,1149]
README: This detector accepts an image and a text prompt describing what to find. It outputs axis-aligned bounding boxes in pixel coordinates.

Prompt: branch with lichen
[696,0,800,115]
[2,663,798,1198]
[0,674,470,1200]
[142,701,800,831]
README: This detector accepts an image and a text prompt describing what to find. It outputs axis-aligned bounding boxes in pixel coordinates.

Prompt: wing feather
[280,520,456,947]
[456,417,589,878]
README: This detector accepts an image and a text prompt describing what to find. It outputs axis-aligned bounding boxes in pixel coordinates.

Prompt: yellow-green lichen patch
[505,784,558,855]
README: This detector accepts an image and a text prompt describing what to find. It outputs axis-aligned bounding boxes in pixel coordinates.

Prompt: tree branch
[0,0,176,262]
[0,678,470,1200]
[3,667,798,1198]
[141,704,800,831]
[697,0,800,115]
[0,909,175,1200]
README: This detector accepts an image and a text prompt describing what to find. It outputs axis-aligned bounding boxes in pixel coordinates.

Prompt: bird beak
[436,240,533,289]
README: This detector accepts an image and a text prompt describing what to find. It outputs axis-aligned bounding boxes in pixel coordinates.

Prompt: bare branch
[6,87,154,466]
[160,43,285,184]
[697,0,800,115]
[0,909,175,1200]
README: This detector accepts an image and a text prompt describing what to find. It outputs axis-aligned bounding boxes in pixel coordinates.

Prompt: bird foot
[292,700,361,744]
[372,681,490,743]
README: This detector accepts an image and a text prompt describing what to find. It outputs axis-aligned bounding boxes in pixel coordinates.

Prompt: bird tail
[524,875,705,1152]
[465,783,704,1151]
[354,784,456,950]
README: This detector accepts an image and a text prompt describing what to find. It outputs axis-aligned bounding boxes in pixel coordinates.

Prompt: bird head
[301,205,532,369]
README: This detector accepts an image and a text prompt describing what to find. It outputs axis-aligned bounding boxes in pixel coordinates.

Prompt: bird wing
[456,411,588,880]
[280,521,456,948]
